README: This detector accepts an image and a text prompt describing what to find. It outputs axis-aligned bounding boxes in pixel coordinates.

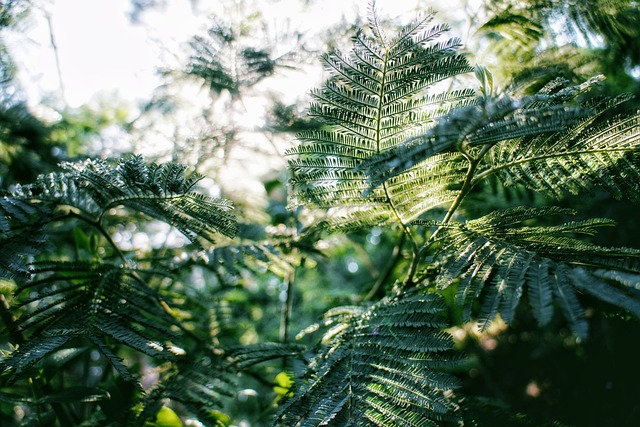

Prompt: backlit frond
[287,6,473,230]
[175,241,292,285]
[360,79,599,193]
[481,88,640,200]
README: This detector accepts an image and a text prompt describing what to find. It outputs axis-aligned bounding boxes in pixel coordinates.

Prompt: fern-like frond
[0,196,50,280]
[89,336,137,383]
[183,241,293,282]
[11,155,238,247]
[479,86,640,200]
[477,11,544,51]
[277,291,462,426]
[229,342,305,370]
[483,0,640,50]
[136,352,236,425]
[287,5,473,229]
[0,261,181,385]
[433,206,640,338]
[360,78,599,193]
[187,15,297,96]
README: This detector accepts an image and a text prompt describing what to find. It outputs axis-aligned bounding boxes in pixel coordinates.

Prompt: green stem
[375,47,419,256]
[402,144,492,288]
[65,211,128,265]
[279,260,297,344]
[280,206,302,346]
[436,144,493,231]
[364,233,406,301]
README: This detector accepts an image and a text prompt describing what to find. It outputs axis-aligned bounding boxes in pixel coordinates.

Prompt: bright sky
[12,0,452,108]
[15,0,193,107]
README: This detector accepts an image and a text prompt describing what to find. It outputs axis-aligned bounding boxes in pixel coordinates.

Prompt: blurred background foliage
[1,0,640,425]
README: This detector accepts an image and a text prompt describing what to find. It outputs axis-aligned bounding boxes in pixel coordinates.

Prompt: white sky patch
[13,0,157,107]
[10,0,461,108]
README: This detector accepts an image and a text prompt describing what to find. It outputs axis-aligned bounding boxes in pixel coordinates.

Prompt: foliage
[2,1,640,426]
[287,5,475,230]
[277,291,462,426]
[0,99,61,187]
[133,0,310,180]
[474,0,640,94]
[0,0,69,188]
[283,2,640,425]
[0,156,276,425]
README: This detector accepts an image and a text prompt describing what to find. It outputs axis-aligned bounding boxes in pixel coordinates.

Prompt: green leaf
[144,406,183,427]
[210,410,231,427]
[475,64,494,98]
[274,371,294,398]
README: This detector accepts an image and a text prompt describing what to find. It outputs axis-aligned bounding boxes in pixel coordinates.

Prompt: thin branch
[363,232,406,301]
[279,261,296,344]
[45,12,66,105]
[280,210,302,347]
[66,211,128,265]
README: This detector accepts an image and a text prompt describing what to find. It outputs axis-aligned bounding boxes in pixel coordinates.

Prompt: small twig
[45,12,67,105]
[363,233,406,301]
[66,211,128,265]
[402,144,493,288]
